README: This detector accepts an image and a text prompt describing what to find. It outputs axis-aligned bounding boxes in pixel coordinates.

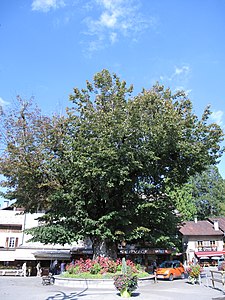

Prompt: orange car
[156,260,185,281]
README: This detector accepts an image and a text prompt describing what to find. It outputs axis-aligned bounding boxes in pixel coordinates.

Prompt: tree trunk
[92,238,117,260]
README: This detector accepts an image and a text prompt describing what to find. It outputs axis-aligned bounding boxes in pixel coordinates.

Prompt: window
[5,237,18,248]
[201,240,216,247]
[0,225,22,230]
[9,237,15,248]
[197,241,203,246]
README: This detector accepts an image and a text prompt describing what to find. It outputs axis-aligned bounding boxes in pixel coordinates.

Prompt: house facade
[0,206,84,274]
[179,218,225,265]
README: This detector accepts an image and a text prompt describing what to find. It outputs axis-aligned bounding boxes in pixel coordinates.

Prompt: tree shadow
[45,288,88,300]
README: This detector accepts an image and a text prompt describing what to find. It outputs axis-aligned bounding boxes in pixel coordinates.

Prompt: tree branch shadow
[45,287,88,300]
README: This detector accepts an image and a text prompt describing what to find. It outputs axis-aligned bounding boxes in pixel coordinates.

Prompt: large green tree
[168,183,197,222]
[0,97,66,212]
[189,165,225,219]
[0,70,224,258]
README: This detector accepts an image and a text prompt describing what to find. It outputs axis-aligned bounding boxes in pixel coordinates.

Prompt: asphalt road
[0,275,225,300]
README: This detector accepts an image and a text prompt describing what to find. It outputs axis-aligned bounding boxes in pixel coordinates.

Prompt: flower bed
[63,257,149,279]
[54,257,151,290]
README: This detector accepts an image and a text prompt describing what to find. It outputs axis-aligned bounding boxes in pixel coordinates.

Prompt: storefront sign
[118,248,170,255]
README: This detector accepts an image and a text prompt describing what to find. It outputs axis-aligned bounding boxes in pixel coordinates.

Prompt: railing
[210,270,225,289]
[197,246,217,251]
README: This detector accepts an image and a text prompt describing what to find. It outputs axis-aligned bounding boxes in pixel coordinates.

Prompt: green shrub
[63,256,149,279]
[90,263,101,274]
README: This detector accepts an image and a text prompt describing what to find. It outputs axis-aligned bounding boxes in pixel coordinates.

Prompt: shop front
[118,246,171,272]
[195,250,225,266]
[71,245,172,273]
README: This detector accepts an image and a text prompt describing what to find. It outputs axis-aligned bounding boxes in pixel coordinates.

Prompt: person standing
[52,259,58,275]
[60,261,66,273]
[36,262,41,277]
[153,261,157,273]
[28,265,32,276]
[22,262,27,277]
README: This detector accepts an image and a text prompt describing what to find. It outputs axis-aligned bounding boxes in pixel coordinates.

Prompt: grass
[62,271,150,279]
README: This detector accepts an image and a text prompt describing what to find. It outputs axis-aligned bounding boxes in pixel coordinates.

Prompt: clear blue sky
[0,0,225,206]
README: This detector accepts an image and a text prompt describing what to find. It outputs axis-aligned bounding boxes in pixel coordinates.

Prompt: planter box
[54,275,154,289]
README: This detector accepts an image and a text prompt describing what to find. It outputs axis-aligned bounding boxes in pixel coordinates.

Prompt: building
[0,206,83,274]
[0,204,174,274]
[179,218,225,265]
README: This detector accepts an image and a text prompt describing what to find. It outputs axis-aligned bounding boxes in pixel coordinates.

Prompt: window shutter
[15,238,19,248]
[5,237,9,248]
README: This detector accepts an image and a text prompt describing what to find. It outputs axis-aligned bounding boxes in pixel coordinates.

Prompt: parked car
[156,260,185,281]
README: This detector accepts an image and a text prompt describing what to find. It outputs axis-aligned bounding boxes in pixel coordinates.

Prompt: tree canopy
[189,165,225,219]
[0,70,224,257]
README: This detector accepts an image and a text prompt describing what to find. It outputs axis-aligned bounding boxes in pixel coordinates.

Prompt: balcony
[197,246,217,252]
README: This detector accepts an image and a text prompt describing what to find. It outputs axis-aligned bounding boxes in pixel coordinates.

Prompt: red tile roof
[179,220,223,236]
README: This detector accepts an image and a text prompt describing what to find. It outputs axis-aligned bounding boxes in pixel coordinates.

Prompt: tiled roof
[208,217,225,232]
[179,220,223,236]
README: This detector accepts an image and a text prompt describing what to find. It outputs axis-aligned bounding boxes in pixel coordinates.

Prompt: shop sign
[118,248,170,255]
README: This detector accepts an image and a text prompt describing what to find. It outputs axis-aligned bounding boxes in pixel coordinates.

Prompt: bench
[0,269,23,276]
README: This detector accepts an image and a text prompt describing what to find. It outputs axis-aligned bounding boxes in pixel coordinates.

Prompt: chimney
[214,220,219,231]
[194,217,197,223]
[3,201,9,208]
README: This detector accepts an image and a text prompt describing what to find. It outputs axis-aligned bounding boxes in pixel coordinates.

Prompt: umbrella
[211,256,222,260]
[199,256,209,260]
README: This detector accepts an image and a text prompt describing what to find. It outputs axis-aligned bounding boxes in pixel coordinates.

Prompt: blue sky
[0,0,225,206]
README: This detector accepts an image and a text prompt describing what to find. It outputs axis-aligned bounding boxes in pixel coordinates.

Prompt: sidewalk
[0,276,224,300]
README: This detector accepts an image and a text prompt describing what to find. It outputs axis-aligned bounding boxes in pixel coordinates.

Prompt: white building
[0,206,83,273]
[179,218,225,265]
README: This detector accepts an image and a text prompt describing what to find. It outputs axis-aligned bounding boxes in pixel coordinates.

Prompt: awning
[0,250,16,261]
[33,250,71,261]
[195,251,225,258]
[71,247,93,255]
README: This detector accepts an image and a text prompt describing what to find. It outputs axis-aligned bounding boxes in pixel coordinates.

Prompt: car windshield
[159,261,180,268]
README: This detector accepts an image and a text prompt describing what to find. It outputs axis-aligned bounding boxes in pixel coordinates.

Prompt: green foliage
[90,263,101,274]
[0,96,66,212]
[187,264,202,279]
[63,272,113,279]
[113,259,138,293]
[63,271,149,279]
[25,223,77,245]
[167,165,225,222]
[114,274,138,293]
[63,257,147,279]
[168,184,197,221]
[0,70,224,257]
[67,265,80,274]
[189,165,225,219]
